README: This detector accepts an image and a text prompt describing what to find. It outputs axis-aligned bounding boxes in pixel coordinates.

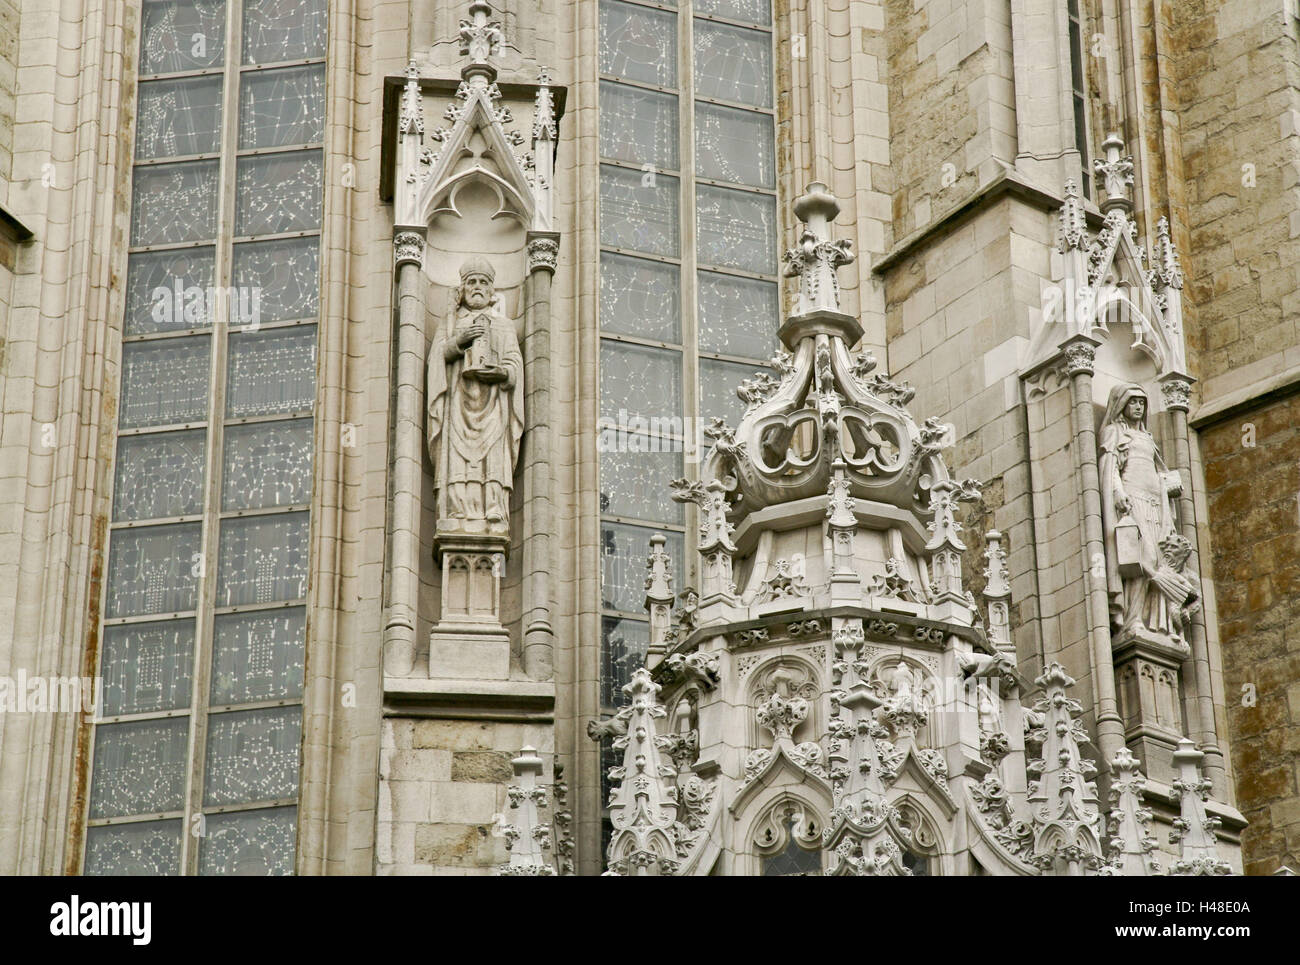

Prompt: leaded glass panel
[136,76,223,159]
[697,270,779,358]
[232,237,320,322]
[239,64,326,148]
[203,708,301,806]
[696,183,777,273]
[119,336,211,429]
[599,252,681,343]
[600,339,682,424]
[90,718,189,818]
[226,326,317,417]
[600,522,683,613]
[141,0,226,74]
[235,150,324,236]
[762,821,822,875]
[199,807,296,875]
[695,0,770,25]
[601,615,649,707]
[694,19,772,107]
[222,418,313,510]
[106,523,202,617]
[131,160,219,246]
[100,620,195,717]
[695,100,774,187]
[599,0,677,87]
[125,248,217,335]
[700,356,763,428]
[216,512,309,606]
[211,608,306,706]
[599,81,679,171]
[242,0,328,64]
[600,163,680,257]
[598,442,684,523]
[85,820,183,876]
[113,430,207,521]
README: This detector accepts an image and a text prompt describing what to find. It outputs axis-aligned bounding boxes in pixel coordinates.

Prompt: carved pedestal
[429,536,510,680]
[1113,628,1189,783]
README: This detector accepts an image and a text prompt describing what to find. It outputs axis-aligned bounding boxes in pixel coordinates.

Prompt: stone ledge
[1189,361,1300,429]
[384,676,555,722]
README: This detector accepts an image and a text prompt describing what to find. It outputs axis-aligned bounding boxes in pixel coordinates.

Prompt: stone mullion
[179,0,244,877]
[680,4,700,584]
[1062,337,1125,769]
[1159,375,1226,797]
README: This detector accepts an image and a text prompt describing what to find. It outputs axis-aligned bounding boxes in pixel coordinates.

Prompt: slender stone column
[1159,372,1227,796]
[521,232,559,679]
[384,229,427,677]
[1062,336,1126,767]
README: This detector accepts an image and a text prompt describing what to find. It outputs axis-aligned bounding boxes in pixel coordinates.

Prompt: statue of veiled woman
[1098,383,1197,641]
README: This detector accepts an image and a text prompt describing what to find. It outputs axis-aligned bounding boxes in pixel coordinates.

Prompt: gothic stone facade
[0,0,1294,875]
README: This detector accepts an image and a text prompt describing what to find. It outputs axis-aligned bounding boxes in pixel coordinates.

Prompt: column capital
[1158,371,1194,412]
[526,231,560,274]
[1062,335,1100,376]
[394,228,426,268]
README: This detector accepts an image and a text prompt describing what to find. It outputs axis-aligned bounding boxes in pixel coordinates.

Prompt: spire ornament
[1094,132,1135,215]
[783,182,856,315]
[499,747,556,875]
[1168,739,1233,875]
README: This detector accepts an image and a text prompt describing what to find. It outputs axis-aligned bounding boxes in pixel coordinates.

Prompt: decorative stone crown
[703,183,956,521]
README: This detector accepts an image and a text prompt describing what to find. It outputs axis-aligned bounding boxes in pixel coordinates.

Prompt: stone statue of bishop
[427,257,524,536]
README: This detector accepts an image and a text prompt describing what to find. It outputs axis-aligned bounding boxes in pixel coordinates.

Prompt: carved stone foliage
[1104,748,1160,876]
[499,747,555,875]
[753,558,812,604]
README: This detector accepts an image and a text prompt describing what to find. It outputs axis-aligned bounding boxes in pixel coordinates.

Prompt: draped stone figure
[1098,383,1197,643]
[427,257,524,536]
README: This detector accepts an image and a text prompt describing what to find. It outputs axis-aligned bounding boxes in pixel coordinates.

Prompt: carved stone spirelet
[427,257,524,536]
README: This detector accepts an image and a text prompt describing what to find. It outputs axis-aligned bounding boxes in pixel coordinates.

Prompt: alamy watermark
[0,671,102,714]
[150,282,262,330]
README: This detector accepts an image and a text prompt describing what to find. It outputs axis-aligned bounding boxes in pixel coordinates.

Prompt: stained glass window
[203,707,302,806]
[131,160,219,245]
[113,430,207,521]
[120,337,212,429]
[597,4,777,833]
[232,237,320,322]
[599,0,677,87]
[239,64,325,148]
[137,76,223,159]
[226,327,318,416]
[600,164,680,257]
[235,151,325,236]
[141,0,226,75]
[694,20,773,108]
[221,419,313,510]
[216,512,309,607]
[100,620,196,716]
[91,0,324,876]
[90,719,189,819]
[85,821,183,876]
[599,252,681,343]
[599,81,679,171]
[199,807,297,875]
[211,608,306,705]
[125,248,217,335]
